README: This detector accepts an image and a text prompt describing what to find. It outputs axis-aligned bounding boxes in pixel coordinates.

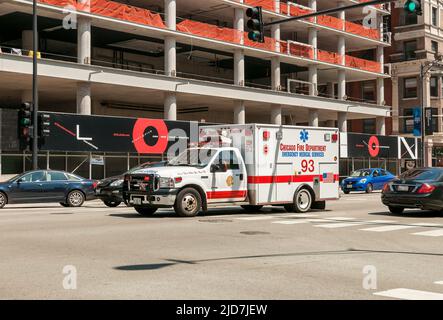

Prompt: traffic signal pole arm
[264,0,393,27]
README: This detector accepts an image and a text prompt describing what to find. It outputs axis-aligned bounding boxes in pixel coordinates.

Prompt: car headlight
[110,179,124,187]
[360,179,367,183]
[159,177,175,189]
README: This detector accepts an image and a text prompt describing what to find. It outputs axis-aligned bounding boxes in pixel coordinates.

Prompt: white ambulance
[123,124,339,217]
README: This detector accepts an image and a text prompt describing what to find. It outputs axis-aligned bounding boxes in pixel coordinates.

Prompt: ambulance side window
[216,151,240,170]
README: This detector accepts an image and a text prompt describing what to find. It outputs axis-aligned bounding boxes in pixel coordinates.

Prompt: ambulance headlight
[159,177,175,189]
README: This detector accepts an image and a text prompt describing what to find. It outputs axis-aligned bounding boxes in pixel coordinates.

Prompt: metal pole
[32,0,39,169]
[420,63,426,167]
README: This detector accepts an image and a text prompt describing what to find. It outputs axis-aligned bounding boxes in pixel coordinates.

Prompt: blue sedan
[341,168,395,194]
[0,170,97,208]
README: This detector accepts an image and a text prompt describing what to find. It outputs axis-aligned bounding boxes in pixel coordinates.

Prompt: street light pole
[32,0,38,169]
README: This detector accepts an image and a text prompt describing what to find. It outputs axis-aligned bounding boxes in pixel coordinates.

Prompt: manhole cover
[240,231,270,235]
[199,219,233,223]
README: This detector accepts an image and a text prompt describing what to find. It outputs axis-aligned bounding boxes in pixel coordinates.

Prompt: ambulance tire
[174,188,202,217]
[312,200,326,210]
[241,205,263,212]
[293,188,313,213]
[134,206,158,216]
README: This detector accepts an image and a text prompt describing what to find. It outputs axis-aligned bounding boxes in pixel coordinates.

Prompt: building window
[431,77,439,97]
[403,109,414,133]
[403,77,418,98]
[432,41,439,54]
[404,40,417,60]
[404,12,418,25]
[363,119,376,134]
[362,82,375,102]
[432,7,438,26]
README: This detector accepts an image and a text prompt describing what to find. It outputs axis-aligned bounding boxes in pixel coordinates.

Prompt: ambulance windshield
[167,148,218,168]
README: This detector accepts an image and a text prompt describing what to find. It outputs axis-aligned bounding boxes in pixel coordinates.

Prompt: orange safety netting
[317,50,343,65]
[287,42,314,59]
[345,21,379,40]
[280,3,314,22]
[345,55,381,73]
[317,15,344,30]
[244,0,276,12]
[177,20,243,44]
[38,0,165,28]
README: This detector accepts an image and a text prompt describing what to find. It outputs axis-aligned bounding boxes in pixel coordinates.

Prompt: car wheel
[388,206,404,214]
[293,188,313,213]
[241,205,263,212]
[103,200,121,208]
[66,190,85,207]
[365,183,373,193]
[134,206,157,216]
[174,188,202,217]
[0,192,7,209]
[59,202,69,207]
[343,190,350,194]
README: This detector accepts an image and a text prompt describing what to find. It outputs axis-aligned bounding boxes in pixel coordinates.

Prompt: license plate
[346,184,353,189]
[133,197,142,205]
[397,185,409,192]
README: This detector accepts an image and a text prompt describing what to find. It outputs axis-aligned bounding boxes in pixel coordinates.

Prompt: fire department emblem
[226,176,234,187]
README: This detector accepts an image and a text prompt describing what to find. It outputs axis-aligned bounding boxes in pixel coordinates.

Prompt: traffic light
[18,102,33,150]
[38,113,51,138]
[246,6,264,43]
[404,0,422,15]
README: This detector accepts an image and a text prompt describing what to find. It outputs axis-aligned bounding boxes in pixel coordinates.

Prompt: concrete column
[77,82,91,115]
[308,65,318,96]
[164,92,177,121]
[309,109,319,127]
[77,17,91,64]
[234,50,245,86]
[338,36,346,65]
[164,0,177,77]
[165,37,176,77]
[234,100,245,124]
[274,0,280,13]
[377,46,384,73]
[376,116,386,135]
[234,8,244,45]
[377,77,385,105]
[22,30,33,51]
[271,23,281,52]
[338,112,347,132]
[309,0,317,22]
[391,76,399,134]
[165,0,176,30]
[308,27,317,59]
[270,104,282,125]
[337,70,346,100]
[271,57,281,90]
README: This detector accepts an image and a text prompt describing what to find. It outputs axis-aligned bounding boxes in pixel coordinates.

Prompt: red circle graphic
[132,119,168,154]
[368,135,380,158]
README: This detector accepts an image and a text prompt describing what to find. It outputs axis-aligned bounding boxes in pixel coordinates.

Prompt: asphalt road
[1,192,443,300]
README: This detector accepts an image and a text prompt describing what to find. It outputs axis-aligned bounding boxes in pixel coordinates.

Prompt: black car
[96,161,166,207]
[381,167,443,214]
[0,170,97,208]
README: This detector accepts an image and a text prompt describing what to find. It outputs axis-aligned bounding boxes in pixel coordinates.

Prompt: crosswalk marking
[272,219,332,225]
[237,216,275,221]
[412,229,443,237]
[374,288,443,300]
[434,281,443,285]
[314,222,368,229]
[360,225,418,232]
[282,214,319,218]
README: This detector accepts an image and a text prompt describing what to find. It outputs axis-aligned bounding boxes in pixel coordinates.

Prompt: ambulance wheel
[241,205,263,212]
[174,188,202,217]
[293,188,313,213]
[343,190,350,194]
[134,206,157,216]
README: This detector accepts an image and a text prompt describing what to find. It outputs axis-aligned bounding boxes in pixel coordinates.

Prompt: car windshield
[167,148,218,168]
[350,170,372,177]
[400,169,442,181]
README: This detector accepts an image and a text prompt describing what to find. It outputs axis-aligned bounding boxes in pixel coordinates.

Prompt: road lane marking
[314,222,368,229]
[434,281,443,285]
[272,219,332,225]
[326,217,356,221]
[281,214,319,218]
[237,216,276,221]
[360,225,419,232]
[412,229,443,237]
[374,288,443,300]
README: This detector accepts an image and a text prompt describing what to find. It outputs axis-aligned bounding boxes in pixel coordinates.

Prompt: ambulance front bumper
[125,189,178,207]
